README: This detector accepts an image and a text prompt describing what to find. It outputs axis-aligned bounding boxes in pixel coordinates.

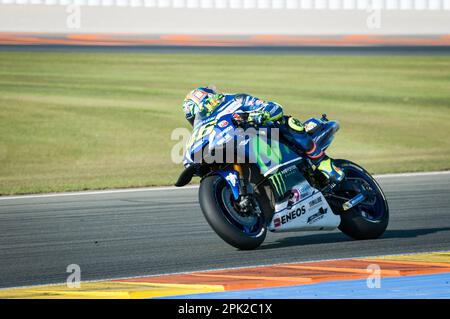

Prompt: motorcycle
[175,99,389,250]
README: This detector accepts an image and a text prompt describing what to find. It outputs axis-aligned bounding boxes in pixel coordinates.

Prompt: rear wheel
[199,175,267,250]
[328,160,389,240]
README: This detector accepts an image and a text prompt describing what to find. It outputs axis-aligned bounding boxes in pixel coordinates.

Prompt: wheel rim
[214,179,264,236]
[335,166,387,222]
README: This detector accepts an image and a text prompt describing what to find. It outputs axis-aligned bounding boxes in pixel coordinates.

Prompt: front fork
[233,164,247,196]
[217,164,260,215]
[233,164,256,214]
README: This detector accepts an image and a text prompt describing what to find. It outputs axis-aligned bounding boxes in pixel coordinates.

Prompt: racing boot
[316,156,345,184]
[283,115,345,184]
[303,137,344,184]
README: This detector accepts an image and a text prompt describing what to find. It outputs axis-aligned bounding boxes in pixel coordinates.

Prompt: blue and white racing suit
[217,93,325,162]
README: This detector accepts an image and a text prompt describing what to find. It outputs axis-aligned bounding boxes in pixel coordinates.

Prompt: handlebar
[231,111,261,129]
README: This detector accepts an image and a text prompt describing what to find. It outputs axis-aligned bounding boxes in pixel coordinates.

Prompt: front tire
[332,160,389,240]
[199,175,267,250]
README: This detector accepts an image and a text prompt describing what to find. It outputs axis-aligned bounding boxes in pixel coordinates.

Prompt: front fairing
[184,110,236,166]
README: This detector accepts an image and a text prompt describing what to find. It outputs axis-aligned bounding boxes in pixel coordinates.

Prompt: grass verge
[1,51,449,195]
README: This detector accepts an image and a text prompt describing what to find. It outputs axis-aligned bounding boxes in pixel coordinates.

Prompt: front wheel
[199,175,267,250]
[328,160,389,240]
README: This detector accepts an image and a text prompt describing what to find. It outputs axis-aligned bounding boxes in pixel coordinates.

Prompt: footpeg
[342,193,366,211]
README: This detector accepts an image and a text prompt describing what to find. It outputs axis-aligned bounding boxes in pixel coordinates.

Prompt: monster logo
[268,173,286,197]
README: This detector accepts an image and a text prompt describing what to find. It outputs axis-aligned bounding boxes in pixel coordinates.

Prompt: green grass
[0,51,449,195]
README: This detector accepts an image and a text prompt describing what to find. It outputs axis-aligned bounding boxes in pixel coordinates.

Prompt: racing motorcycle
[175,101,389,250]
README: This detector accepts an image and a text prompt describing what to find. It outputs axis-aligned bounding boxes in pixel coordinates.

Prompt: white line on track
[0,170,449,201]
[0,185,200,201]
[374,170,450,179]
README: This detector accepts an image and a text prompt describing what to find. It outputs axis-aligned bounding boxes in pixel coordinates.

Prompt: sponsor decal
[308,196,323,208]
[305,121,318,132]
[307,207,327,224]
[218,120,229,128]
[233,113,242,121]
[269,173,286,197]
[274,217,281,228]
[225,172,238,187]
[225,102,241,114]
[268,105,279,113]
[288,187,309,207]
[215,125,233,139]
[198,116,216,126]
[288,189,301,206]
[280,165,297,176]
[275,206,306,227]
[270,167,299,198]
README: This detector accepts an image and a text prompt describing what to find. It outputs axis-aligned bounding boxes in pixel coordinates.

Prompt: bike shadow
[259,227,450,250]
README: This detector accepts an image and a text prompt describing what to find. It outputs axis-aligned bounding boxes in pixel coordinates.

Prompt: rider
[182,86,344,183]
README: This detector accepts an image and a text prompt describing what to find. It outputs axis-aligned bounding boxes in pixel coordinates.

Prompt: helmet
[182,87,224,126]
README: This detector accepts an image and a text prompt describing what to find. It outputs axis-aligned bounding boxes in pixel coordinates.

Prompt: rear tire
[199,175,267,250]
[333,160,389,240]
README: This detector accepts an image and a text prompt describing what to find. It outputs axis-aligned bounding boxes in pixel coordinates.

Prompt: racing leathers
[211,93,344,183]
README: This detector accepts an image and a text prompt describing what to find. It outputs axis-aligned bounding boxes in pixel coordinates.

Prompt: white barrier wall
[0,0,449,34]
[1,0,450,9]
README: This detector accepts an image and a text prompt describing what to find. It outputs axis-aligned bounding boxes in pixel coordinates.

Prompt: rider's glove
[248,111,270,125]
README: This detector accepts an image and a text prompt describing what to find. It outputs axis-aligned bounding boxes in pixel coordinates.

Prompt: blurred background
[1,0,450,36]
[0,0,449,195]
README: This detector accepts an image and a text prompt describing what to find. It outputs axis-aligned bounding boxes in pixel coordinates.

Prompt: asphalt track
[0,171,449,289]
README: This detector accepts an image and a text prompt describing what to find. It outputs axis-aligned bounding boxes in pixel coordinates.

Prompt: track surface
[0,172,449,289]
